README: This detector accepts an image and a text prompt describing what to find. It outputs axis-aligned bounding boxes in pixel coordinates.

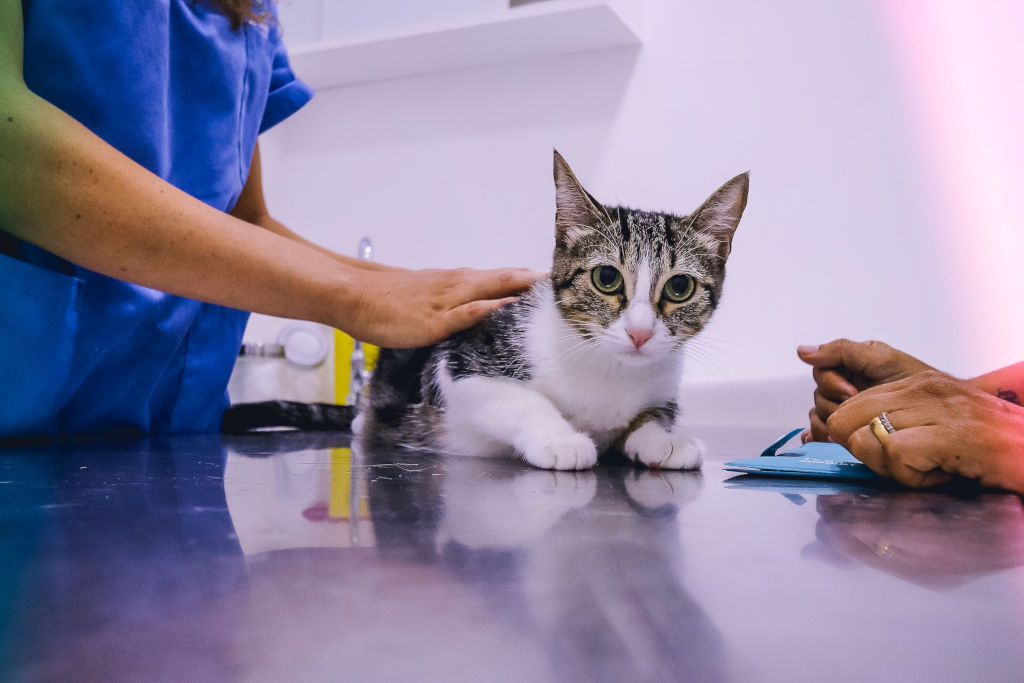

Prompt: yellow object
[333,329,379,405]
[329,447,369,520]
[869,416,891,444]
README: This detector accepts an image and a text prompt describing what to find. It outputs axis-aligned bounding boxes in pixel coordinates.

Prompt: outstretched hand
[824,371,1024,494]
[798,339,935,442]
[338,266,546,348]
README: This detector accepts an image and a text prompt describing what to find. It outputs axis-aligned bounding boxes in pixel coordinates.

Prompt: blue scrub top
[0,0,313,439]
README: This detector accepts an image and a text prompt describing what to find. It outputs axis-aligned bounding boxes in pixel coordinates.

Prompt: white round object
[276,324,328,368]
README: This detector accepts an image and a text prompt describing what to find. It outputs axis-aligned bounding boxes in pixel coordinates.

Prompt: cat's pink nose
[627,328,653,350]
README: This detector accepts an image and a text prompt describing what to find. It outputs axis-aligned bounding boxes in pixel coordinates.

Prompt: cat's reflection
[363,443,728,683]
[806,491,1024,590]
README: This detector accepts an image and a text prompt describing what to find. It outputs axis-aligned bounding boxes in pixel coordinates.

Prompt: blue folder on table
[724,428,881,481]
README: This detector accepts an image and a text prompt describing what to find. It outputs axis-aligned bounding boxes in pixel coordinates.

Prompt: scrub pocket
[0,252,82,438]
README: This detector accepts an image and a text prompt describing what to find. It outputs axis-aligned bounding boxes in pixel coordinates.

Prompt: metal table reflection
[1,427,1022,681]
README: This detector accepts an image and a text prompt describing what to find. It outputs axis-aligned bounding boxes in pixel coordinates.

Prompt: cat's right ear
[689,172,750,261]
[553,150,609,245]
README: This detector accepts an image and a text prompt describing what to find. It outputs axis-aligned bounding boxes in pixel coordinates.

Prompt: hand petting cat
[343,266,546,348]
[799,339,1024,495]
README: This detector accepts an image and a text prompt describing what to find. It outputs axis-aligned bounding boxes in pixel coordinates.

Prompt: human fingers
[845,422,891,477]
[454,268,547,303]
[812,366,857,403]
[797,339,879,371]
[824,376,922,442]
[799,339,930,388]
[865,424,952,487]
[818,379,889,443]
[843,421,950,486]
[885,456,952,488]
[827,371,959,440]
[808,408,831,442]
[824,385,902,458]
[440,297,520,337]
[801,340,873,399]
[812,388,842,426]
[833,395,955,487]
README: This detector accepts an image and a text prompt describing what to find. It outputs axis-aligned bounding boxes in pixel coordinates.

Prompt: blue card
[724,428,881,481]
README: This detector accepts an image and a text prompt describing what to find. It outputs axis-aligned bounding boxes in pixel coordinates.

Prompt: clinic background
[234,0,1024,426]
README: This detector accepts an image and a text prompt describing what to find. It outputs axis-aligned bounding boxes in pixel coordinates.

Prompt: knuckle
[833,338,856,353]
[847,427,869,451]
[820,339,846,357]
[916,370,957,397]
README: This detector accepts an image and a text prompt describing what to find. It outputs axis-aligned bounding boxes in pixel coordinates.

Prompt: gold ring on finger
[870,417,890,444]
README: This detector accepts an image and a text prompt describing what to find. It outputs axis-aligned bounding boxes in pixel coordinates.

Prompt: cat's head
[550,151,748,365]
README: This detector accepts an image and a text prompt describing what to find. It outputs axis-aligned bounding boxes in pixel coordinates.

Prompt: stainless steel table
[2,427,1022,682]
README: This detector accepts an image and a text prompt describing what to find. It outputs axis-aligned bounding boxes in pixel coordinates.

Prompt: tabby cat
[356,151,748,470]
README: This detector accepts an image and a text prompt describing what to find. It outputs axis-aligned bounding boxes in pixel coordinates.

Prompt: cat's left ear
[553,150,611,245]
[689,172,749,260]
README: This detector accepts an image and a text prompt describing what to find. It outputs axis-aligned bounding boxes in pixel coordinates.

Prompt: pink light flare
[873,0,1024,373]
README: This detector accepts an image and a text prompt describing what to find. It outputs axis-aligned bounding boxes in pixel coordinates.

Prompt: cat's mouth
[616,344,659,363]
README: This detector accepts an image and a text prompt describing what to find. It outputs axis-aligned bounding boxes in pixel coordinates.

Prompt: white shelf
[288,0,643,90]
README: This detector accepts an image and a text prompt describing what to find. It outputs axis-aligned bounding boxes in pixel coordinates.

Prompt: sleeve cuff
[259,78,314,134]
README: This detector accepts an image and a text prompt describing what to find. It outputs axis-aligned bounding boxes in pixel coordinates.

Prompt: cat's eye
[591,266,624,294]
[663,275,696,303]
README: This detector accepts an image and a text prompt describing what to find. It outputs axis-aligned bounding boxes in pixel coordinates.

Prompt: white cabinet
[277,0,644,90]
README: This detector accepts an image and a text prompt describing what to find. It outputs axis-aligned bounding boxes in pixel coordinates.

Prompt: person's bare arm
[967,362,1024,406]
[0,1,541,347]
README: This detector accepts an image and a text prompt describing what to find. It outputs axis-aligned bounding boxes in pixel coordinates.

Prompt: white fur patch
[439,369,599,470]
[623,421,703,470]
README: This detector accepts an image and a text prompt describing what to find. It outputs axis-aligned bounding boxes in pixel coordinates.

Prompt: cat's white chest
[531,360,675,435]
[524,300,681,439]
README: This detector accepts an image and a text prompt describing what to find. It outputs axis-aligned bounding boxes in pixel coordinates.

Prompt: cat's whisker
[678,337,729,381]
[554,336,599,360]
[554,334,604,364]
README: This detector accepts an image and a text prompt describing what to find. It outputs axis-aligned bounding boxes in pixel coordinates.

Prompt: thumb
[797,338,869,370]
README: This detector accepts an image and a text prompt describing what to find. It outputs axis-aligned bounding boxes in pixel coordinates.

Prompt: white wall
[250,0,1024,412]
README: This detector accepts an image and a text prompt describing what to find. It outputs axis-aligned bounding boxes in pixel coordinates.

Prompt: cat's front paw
[624,423,703,470]
[520,432,599,471]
